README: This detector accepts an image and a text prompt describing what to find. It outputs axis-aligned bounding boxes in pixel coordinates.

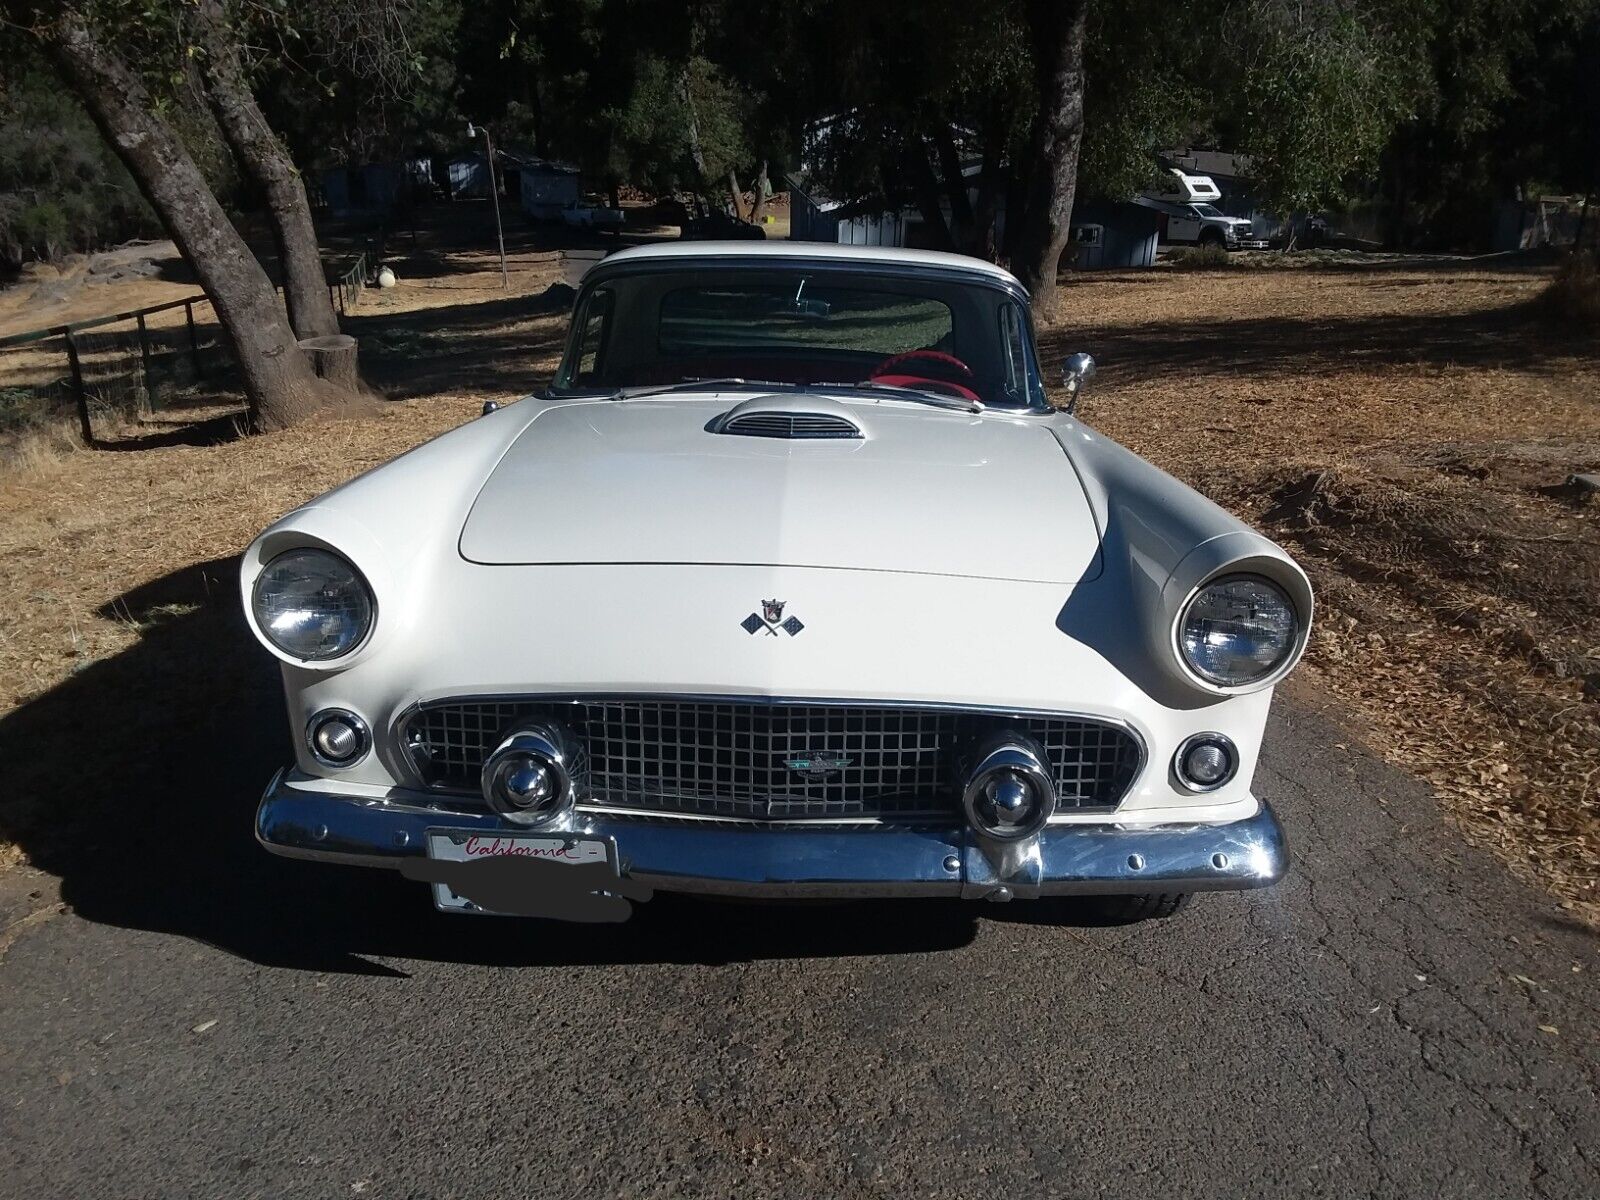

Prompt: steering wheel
[869,349,981,402]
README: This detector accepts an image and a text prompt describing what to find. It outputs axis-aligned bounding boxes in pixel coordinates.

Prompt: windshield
[1192,204,1223,218]
[552,265,1046,408]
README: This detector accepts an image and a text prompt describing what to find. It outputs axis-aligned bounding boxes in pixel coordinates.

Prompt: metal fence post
[185,301,201,378]
[135,311,155,409]
[65,330,91,444]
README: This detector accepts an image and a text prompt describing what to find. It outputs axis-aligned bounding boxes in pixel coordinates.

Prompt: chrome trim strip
[255,770,1287,899]
[575,804,943,828]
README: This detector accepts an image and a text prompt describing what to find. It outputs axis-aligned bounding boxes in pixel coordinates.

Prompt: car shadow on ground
[1,558,1129,974]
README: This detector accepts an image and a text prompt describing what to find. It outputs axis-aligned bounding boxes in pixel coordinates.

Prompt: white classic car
[245,242,1311,922]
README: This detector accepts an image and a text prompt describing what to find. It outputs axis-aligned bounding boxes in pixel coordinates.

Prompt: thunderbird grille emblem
[784,752,853,778]
[743,599,804,637]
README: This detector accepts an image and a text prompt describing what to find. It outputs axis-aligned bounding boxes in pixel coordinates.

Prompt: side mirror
[1061,351,1096,413]
[481,400,501,416]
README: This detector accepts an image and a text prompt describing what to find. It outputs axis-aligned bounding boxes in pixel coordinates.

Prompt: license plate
[421,830,616,915]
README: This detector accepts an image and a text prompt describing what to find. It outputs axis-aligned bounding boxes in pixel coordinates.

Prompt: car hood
[458,396,1101,584]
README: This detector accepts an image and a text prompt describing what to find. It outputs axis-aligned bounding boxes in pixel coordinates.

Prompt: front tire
[1198,229,1225,249]
[1091,892,1193,923]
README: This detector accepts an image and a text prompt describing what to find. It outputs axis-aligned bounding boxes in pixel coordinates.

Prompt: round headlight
[1179,574,1298,687]
[252,548,374,661]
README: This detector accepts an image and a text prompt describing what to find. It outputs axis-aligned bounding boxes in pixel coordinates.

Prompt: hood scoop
[712,395,864,440]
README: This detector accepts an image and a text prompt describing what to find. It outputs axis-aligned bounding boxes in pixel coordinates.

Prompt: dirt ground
[0,231,1595,921]
[1037,257,1599,920]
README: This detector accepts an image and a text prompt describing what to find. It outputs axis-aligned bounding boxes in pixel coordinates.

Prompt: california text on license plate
[423,831,615,914]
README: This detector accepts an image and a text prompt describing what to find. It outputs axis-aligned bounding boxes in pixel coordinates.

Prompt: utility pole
[469,121,510,288]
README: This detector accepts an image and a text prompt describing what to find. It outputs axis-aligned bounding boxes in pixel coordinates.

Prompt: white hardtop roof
[597,240,1022,287]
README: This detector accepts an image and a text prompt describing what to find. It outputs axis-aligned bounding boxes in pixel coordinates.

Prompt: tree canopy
[3,0,1597,270]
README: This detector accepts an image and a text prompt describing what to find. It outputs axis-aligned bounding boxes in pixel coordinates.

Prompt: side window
[999,303,1028,398]
[572,288,613,384]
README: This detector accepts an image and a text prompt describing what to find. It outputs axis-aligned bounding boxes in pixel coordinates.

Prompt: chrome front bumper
[256,772,1288,901]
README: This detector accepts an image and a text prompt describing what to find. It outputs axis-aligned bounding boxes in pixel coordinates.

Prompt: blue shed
[1067,201,1161,270]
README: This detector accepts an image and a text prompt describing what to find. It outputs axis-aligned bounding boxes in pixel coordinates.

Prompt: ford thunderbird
[245,242,1311,922]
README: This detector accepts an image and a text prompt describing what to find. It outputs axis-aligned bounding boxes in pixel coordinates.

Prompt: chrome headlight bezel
[251,547,377,663]
[1174,572,1303,692]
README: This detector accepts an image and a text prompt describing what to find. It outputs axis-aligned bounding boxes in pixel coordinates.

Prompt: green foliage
[0,64,157,268]
[1079,1,1211,200]
[1378,0,1600,247]
[1166,243,1237,270]
[1225,1,1419,215]
[13,0,1593,259]
[604,55,751,192]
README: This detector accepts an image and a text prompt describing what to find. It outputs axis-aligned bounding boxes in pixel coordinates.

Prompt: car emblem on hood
[742,600,804,637]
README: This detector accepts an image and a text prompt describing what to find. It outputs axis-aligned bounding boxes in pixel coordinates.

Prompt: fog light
[306,709,370,768]
[481,722,586,826]
[1175,733,1237,792]
[961,731,1056,841]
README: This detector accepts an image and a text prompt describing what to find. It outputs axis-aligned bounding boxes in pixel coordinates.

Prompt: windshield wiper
[614,377,800,399]
[810,380,984,414]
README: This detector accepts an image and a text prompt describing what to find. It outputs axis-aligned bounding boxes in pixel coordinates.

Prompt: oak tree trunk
[189,0,340,341]
[41,5,328,430]
[749,161,770,223]
[903,142,955,250]
[727,170,750,222]
[681,68,709,178]
[934,128,975,249]
[970,99,1005,261]
[1010,0,1090,311]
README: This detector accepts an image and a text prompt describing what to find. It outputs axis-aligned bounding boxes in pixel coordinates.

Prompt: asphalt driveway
[1,703,1595,1199]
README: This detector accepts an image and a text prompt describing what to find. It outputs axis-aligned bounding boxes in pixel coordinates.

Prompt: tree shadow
[1040,284,1596,385]
[92,412,245,452]
[345,286,575,400]
[0,558,1002,973]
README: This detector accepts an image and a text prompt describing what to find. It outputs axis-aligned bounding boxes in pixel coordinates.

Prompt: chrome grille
[721,412,862,439]
[403,698,1141,820]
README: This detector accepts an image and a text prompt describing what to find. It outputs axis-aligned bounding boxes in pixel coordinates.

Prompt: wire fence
[331,228,387,315]
[1,226,388,445]
[0,295,235,444]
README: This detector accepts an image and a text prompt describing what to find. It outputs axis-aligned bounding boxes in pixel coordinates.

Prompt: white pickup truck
[1135,169,1267,250]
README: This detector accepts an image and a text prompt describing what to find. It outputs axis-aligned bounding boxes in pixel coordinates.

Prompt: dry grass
[0,417,82,479]
[1040,258,1599,921]
[0,242,1595,923]
[1543,250,1600,331]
